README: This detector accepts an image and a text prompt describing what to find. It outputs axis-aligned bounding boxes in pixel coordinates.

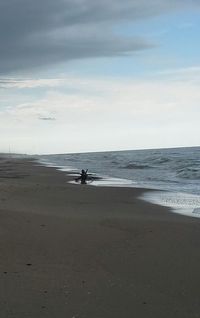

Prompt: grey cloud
[0,78,29,87]
[0,78,63,88]
[39,117,56,121]
[0,0,199,74]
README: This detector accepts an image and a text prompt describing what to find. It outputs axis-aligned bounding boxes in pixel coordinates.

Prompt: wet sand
[0,157,200,318]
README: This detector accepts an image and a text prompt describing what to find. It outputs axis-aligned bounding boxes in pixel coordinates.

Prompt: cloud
[0,72,200,153]
[156,66,200,83]
[2,65,200,91]
[38,116,56,121]
[0,78,65,89]
[0,0,199,74]
[2,73,200,124]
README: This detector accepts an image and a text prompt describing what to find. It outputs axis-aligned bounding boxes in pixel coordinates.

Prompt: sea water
[37,147,200,218]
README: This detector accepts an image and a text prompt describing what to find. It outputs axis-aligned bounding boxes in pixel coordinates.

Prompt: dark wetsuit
[80,169,88,184]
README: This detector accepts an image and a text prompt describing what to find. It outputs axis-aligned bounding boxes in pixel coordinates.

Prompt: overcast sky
[0,0,200,154]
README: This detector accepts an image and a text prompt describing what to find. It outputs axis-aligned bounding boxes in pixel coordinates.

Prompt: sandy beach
[0,157,200,318]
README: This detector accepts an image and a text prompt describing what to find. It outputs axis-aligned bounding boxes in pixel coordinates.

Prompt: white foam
[91,177,135,187]
[141,190,200,218]
[69,177,134,187]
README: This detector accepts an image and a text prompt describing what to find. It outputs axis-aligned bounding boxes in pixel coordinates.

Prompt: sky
[0,0,200,154]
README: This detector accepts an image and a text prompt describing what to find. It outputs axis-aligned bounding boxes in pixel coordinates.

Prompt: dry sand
[0,157,200,318]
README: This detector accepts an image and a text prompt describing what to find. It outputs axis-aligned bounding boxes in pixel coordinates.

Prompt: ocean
[37,147,200,218]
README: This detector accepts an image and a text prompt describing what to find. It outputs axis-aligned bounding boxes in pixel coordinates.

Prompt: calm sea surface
[37,147,200,218]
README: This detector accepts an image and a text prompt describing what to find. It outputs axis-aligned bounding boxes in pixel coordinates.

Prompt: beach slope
[0,158,200,318]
